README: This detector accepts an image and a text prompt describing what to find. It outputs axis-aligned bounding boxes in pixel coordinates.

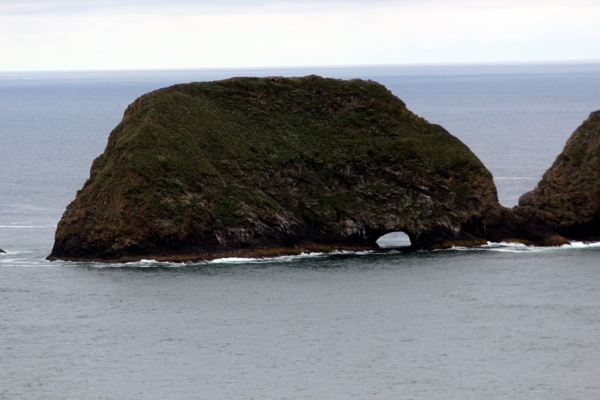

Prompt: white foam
[209,257,260,264]
[208,250,374,265]
[0,252,49,267]
[0,250,31,256]
[79,251,344,268]
[124,259,183,267]
[445,240,600,253]
[561,241,600,249]
[83,260,184,268]
[209,251,332,264]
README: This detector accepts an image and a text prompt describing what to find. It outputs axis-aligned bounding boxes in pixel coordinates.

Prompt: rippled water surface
[3,245,600,399]
[2,63,600,398]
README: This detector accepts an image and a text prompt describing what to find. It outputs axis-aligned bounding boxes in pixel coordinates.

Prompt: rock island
[48,76,566,262]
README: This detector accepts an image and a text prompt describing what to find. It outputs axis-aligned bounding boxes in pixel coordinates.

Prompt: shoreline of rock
[46,244,381,263]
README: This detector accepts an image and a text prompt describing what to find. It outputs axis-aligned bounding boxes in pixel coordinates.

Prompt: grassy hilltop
[49,76,565,262]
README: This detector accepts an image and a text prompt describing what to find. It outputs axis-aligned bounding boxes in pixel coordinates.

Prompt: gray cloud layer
[3,0,596,16]
[1,0,411,15]
[2,0,598,70]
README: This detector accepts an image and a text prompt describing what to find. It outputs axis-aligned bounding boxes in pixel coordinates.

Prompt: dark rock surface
[47,76,567,262]
[0,248,5,253]
[518,190,534,207]
[527,110,600,240]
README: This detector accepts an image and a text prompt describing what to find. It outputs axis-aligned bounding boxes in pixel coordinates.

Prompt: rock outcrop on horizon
[522,110,600,240]
[0,248,5,253]
[47,76,566,262]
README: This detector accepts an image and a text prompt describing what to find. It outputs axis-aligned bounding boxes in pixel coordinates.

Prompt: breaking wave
[445,240,600,253]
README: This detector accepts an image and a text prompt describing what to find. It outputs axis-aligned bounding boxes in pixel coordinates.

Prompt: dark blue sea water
[2,63,600,398]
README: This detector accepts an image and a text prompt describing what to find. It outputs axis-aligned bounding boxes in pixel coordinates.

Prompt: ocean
[1,63,600,398]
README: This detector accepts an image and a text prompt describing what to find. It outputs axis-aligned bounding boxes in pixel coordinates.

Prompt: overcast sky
[1,0,599,71]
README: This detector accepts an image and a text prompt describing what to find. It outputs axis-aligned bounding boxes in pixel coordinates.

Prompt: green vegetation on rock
[48,76,565,262]
[525,110,600,240]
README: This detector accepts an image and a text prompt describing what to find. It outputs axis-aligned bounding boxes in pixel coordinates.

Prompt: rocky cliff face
[48,76,566,262]
[524,110,600,240]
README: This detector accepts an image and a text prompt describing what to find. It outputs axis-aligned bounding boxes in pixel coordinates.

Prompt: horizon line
[3,58,600,74]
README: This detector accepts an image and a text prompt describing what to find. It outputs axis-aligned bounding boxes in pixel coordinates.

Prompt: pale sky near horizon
[1,0,599,71]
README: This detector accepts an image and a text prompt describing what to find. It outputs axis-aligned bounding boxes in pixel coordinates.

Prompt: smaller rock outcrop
[0,248,5,253]
[526,110,600,240]
[518,190,534,207]
[482,206,566,246]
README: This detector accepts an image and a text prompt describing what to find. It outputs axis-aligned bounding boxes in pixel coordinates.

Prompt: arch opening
[376,231,412,248]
